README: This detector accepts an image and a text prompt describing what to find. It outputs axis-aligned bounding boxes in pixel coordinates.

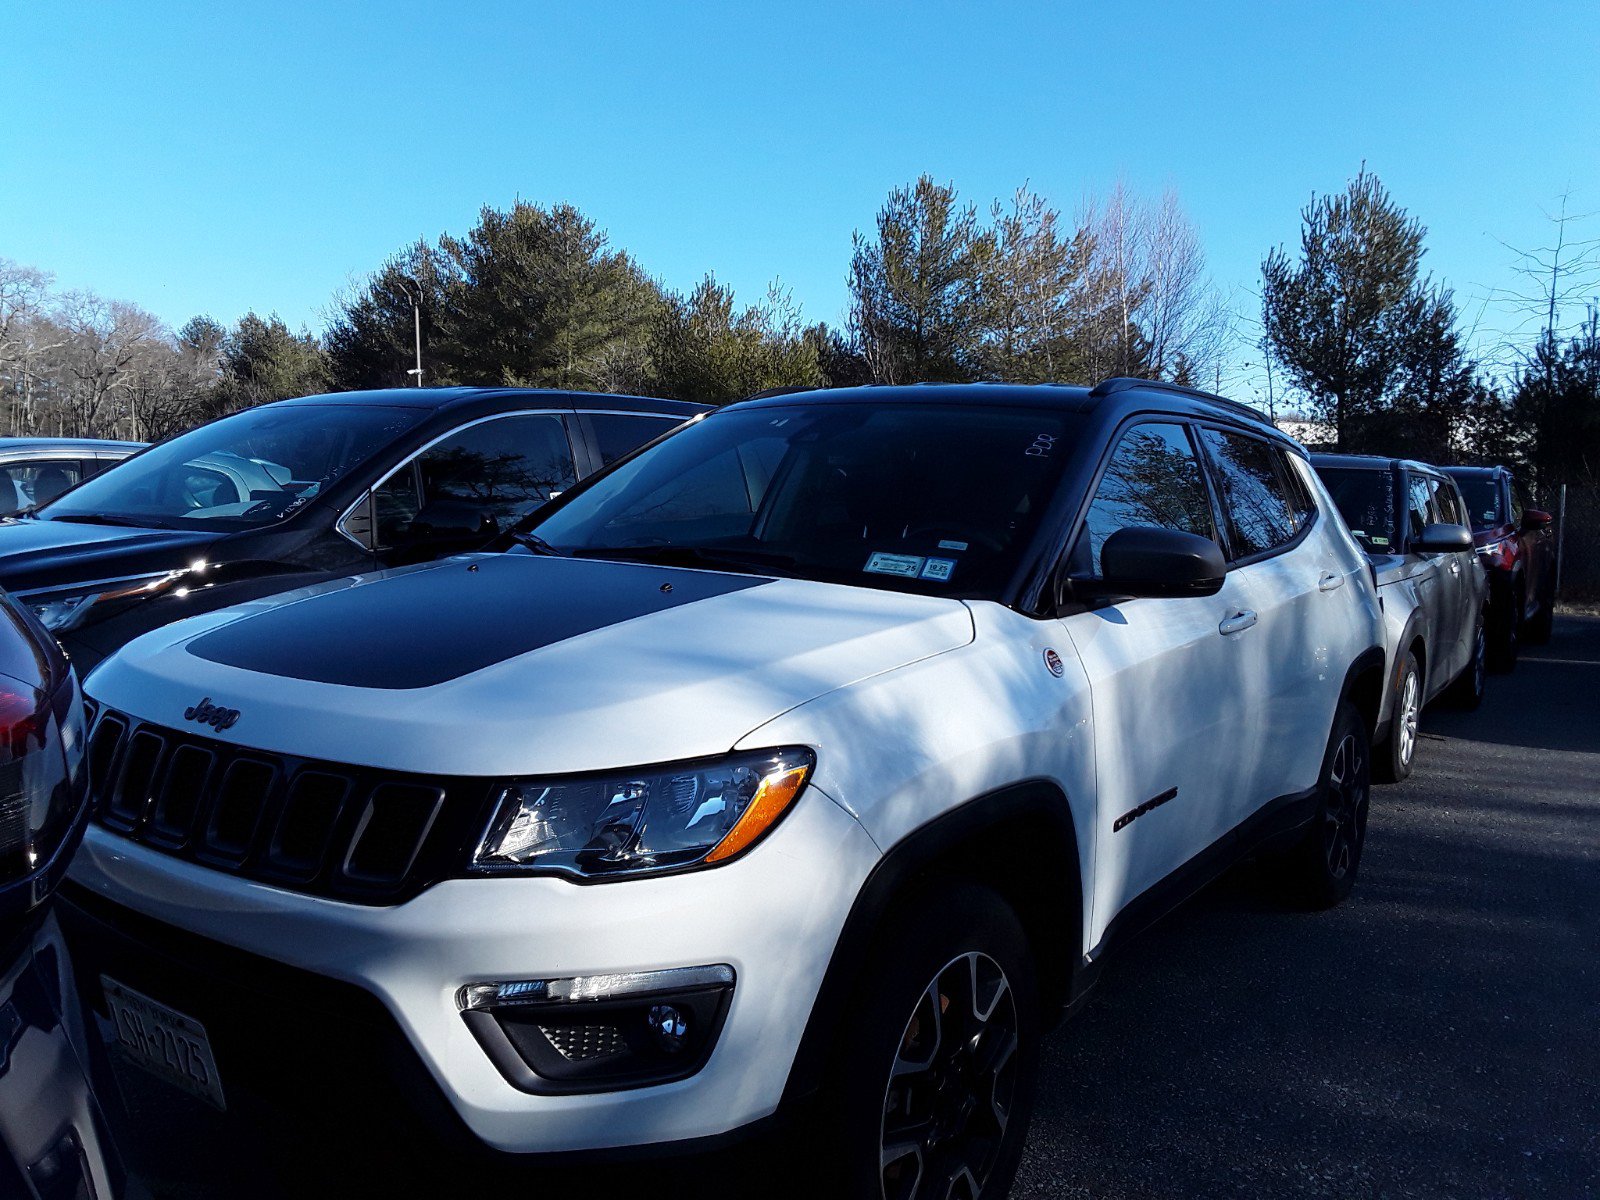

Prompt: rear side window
[1076,423,1216,576]
[1278,452,1319,529]
[1432,478,1465,527]
[1199,429,1297,558]
[588,413,679,468]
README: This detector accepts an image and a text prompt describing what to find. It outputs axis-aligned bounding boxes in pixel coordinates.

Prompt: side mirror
[405,499,498,545]
[1521,508,1553,532]
[1067,526,1228,603]
[1414,522,1474,553]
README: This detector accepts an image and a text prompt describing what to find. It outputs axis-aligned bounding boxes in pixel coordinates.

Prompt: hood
[86,553,975,776]
[0,517,222,595]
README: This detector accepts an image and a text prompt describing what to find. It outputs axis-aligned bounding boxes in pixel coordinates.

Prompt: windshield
[1317,466,1398,551]
[1454,477,1502,531]
[528,403,1079,598]
[40,404,429,531]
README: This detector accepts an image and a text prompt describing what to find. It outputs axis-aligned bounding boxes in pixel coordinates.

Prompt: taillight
[1478,539,1511,570]
[0,681,71,889]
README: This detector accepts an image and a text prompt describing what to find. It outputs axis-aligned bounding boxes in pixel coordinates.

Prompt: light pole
[398,276,424,387]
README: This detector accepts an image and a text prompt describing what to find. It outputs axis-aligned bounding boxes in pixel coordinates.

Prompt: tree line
[0,171,1594,495]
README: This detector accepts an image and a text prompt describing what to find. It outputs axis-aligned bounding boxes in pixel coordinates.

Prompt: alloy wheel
[1396,670,1420,769]
[880,952,1019,1200]
[1323,732,1369,880]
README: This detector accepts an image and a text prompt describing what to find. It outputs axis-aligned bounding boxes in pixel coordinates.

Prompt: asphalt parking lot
[109,618,1599,1199]
[1014,614,1600,1199]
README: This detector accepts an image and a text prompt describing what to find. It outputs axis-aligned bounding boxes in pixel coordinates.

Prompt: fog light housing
[458,965,734,1094]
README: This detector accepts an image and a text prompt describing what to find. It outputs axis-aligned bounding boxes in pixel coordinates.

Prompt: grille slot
[267,772,351,879]
[87,715,127,809]
[149,745,215,847]
[201,759,278,865]
[84,706,485,904]
[344,784,444,886]
[109,730,166,829]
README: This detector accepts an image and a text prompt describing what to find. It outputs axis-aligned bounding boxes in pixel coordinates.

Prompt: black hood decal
[184,554,771,689]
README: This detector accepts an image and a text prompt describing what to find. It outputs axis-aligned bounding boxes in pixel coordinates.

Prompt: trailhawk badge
[183,697,240,731]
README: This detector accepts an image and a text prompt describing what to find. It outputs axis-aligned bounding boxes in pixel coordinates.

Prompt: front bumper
[62,787,879,1155]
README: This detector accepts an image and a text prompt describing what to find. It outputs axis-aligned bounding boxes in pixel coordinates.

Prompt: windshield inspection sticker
[937,539,968,552]
[865,552,926,579]
[920,558,957,582]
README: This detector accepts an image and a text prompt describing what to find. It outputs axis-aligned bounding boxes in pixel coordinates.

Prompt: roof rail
[735,384,824,404]
[1089,376,1272,425]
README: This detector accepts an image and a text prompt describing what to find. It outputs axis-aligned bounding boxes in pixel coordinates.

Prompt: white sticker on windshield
[937,540,968,552]
[920,558,957,582]
[865,552,925,579]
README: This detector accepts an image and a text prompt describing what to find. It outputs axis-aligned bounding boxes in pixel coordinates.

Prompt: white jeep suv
[64,380,1385,1198]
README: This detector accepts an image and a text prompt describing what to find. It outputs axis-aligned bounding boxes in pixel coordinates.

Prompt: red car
[1444,466,1558,668]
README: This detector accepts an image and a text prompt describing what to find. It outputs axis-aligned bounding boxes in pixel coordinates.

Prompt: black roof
[273,386,706,418]
[1441,464,1508,479]
[733,378,1285,440]
[1310,452,1450,477]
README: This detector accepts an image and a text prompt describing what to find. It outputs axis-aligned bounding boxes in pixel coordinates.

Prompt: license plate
[102,977,227,1111]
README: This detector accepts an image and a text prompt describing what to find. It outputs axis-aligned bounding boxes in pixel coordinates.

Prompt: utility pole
[400,276,424,387]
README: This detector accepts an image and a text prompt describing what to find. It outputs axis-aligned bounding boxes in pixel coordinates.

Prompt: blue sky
[4,0,1597,387]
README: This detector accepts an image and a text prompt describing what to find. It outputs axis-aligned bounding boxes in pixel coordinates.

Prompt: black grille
[85,707,493,904]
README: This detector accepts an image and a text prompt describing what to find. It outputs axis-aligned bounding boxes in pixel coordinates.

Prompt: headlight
[471,747,815,879]
[22,573,182,632]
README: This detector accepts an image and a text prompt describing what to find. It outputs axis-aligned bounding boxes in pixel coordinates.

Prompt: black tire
[1441,616,1488,711]
[1275,700,1371,910]
[1488,585,1522,672]
[813,883,1041,1200]
[1524,596,1554,645]
[1373,651,1421,784]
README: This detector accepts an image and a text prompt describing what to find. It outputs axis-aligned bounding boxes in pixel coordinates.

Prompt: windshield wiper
[45,513,165,529]
[509,530,568,556]
[571,544,798,577]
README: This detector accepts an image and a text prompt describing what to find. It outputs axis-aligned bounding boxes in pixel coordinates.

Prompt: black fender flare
[779,780,1083,1110]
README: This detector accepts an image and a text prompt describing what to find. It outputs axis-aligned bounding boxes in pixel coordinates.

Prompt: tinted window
[372,414,575,548]
[1317,466,1397,551]
[532,404,1079,599]
[0,460,83,516]
[1454,477,1502,530]
[1278,451,1319,529]
[42,405,429,531]
[1405,476,1433,544]
[1432,478,1465,526]
[589,413,679,467]
[1509,477,1527,524]
[1199,429,1297,558]
[1077,423,1215,576]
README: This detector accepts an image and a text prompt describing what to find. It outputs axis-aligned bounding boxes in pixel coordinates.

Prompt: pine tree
[848,177,988,384]
[1261,170,1446,450]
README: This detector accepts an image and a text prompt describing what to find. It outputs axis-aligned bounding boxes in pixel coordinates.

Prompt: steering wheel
[900,522,1007,554]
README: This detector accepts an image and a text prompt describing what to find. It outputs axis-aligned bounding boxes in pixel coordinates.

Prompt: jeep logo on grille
[183,697,240,731]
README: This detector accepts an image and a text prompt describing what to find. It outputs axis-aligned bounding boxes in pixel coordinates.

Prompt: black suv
[0,389,702,672]
[1443,465,1558,667]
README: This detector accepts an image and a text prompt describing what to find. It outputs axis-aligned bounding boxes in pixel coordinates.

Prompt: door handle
[1219,610,1258,636]
[1318,572,1344,592]
[1448,559,1461,575]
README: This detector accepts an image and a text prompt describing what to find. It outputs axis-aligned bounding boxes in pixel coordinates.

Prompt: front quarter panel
[738,600,1097,961]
